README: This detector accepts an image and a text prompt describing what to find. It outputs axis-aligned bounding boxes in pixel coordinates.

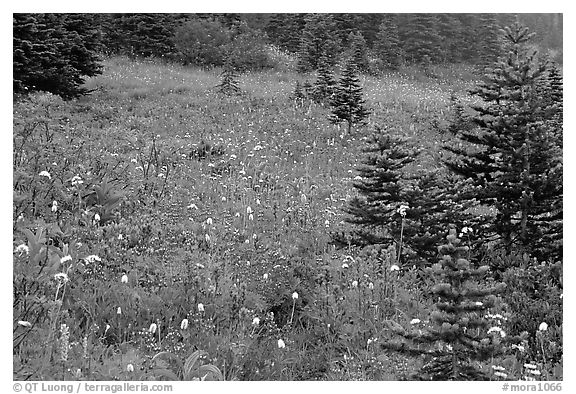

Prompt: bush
[173,19,230,67]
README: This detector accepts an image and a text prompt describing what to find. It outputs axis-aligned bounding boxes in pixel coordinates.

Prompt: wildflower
[39,170,51,179]
[461,226,473,234]
[397,204,409,217]
[524,363,538,369]
[84,255,101,263]
[149,323,157,334]
[71,175,83,186]
[248,213,254,221]
[14,244,29,255]
[105,324,110,334]
[494,371,508,379]
[118,234,123,240]
[127,364,134,373]
[368,282,374,290]
[492,365,506,372]
[300,194,307,204]
[74,369,82,378]
[410,319,421,325]
[18,321,32,328]
[512,344,525,352]
[51,200,58,213]
[235,212,241,217]
[205,234,211,243]
[292,292,299,300]
[198,303,205,312]
[54,272,69,283]
[367,337,377,345]
[247,206,253,214]
[390,264,400,272]
[263,273,269,280]
[342,263,349,269]
[206,217,213,225]
[488,326,506,337]
[351,280,358,288]
[94,213,101,223]
[196,263,205,269]
[475,301,483,306]
[538,322,548,331]
[180,318,189,330]
[130,158,138,163]
[528,369,541,376]
[324,219,330,227]
[187,203,198,210]
[121,274,128,283]
[252,317,260,326]
[256,198,261,205]
[222,196,227,202]
[60,255,72,264]
[277,339,286,349]
[117,307,122,315]
[59,324,70,362]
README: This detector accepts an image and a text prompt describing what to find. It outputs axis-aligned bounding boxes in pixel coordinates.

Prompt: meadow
[12,56,561,381]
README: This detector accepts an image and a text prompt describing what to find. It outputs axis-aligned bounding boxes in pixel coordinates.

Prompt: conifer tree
[436,14,465,63]
[477,14,502,67]
[297,14,341,72]
[348,30,369,73]
[13,13,102,99]
[343,131,417,249]
[374,15,403,70]
[382,229,520,380]
[401,14,442,64]
[328,60,370,133]
[217,57,240,95]
[444,23,562,261]
[311,56,337,104]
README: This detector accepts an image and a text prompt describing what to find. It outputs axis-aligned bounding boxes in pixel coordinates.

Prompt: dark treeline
[13,13,563,98]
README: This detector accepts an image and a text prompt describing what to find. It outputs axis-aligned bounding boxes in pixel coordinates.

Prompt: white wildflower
[18,321,32,328]
[127,364,134,373]
[538,322,548,331]
[180,318,189,330]
[84,255,101,263]
[197,303,205,312]
[410,319,421,325]
[390,264,400,272]
[351,280,358,288]
[54,273,69,283]
[148,323,157,334]
[277,339,286,349]
[39,170,51,179]
[14,244,29,255]
[60,255,72,264]
[51,200,58,212]
[121,274,128,284]
[342,263,349,269]
[117,307,122,315]
[292,292,299,300]
[252,317,260,326]
[263,273,269,280]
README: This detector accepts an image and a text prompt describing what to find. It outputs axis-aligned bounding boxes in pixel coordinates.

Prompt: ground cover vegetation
[13,13,562,381]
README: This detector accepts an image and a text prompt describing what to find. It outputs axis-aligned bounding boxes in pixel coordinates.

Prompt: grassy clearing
[14,56,512,381]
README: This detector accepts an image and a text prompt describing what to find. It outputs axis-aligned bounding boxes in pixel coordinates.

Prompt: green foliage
[217,58,241,96]
[13,13,103,99]
[173,18,230,67]
[382,229,522,380]
[328,60,370,133]
[444,23,563,261]
[374,15,403,70]
[297,14,341,72]
[401,14,442,64]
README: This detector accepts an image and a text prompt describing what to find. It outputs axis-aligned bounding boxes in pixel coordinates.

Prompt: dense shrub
[173,18,230,67]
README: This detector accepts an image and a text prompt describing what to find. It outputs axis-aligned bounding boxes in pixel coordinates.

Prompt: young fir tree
[382,228,523,380]
[374,15,403,70]
[311,56,337,104]
[328,60,370,134]
[436,14,465,63]
[444,23,562,262]
[343,131,417,249]
[217,57,241,95]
